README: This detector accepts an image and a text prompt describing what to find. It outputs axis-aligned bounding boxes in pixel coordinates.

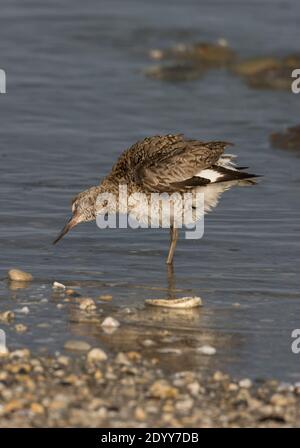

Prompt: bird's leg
[166,263,176,299]
[166,226,178,265]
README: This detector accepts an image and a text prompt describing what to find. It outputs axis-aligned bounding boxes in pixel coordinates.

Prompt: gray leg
[166,226,179,265]
[166,263,175,299]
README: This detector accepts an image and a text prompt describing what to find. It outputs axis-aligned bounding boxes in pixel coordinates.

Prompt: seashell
[145,296,202,309]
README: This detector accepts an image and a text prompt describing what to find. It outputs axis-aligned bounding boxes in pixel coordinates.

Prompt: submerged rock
[144,63,205,81]
[149,40,236,66]
[15,324,28,333]
[64,340,91,352]
[79,298,96,311]
[98,294,113,302]
[246,66,292,90]
[231,57,281,76]
[8,269,33,282]
[232,54,298,90]
[283,53,300,69]
[174,41,236,65]
[270,125,300,151]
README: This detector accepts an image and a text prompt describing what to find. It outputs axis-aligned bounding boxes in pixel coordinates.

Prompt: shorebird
[53,134,258,264]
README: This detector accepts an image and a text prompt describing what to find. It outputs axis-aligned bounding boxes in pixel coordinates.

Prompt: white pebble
[218,38,229,47]
[157,348,182,354]
[239,378,252,388]
[53,281,66,290]
[87,348,107,363]
[197,345,216,355]
[16,306,30,315]
[101,316,120,328]
[141,339,156,347]
[79,298,96,311]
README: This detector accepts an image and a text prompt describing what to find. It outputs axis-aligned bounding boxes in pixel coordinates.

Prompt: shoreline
[0,346,299,427]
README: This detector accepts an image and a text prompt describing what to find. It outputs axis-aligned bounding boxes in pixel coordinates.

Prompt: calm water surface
[0,0,300,381]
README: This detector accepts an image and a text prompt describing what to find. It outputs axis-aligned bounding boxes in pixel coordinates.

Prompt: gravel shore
[0,348,299,427]
[1,274,299,427]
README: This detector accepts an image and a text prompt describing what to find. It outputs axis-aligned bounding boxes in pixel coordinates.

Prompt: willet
[53,134,258,264]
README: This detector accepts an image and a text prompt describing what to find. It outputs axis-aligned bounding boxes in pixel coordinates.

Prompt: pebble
[270,393,292,407]
[15,324,28,333]
[213,371,228,382]
[134,406,146,421]
[65,289,80,297]
[239,378,252,389]
[149,380,179,399]
[228,383,239,392]
[52,281,66,290]
[115,352,131,365]
[3,399,23,413]
[87,348,108,363]
[64,340,91,352]
[175,398,194,413]
[10,349,31,359]
[30,403,44,414]
[141,339,156,347]
[79,298,96,311]
[98,294,113,302]
[57,355,70,366]
[187,381,201,396]
[16,306,30,314]
[101,316,120,328]
[197,345,217,355]
[8,269,33,282]
[0,311,15,322]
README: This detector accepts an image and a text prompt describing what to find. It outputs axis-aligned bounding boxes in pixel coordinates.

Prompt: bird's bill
[53,215,79,245]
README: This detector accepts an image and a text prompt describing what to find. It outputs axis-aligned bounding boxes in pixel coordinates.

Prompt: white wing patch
[196,153,238,183]
[196,169,223,182]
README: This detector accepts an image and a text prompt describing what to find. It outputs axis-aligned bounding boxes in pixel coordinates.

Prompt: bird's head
[53,186,99,244]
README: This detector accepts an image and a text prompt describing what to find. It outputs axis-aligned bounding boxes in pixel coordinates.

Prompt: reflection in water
[65,265,244,375]
[8,280,30,292]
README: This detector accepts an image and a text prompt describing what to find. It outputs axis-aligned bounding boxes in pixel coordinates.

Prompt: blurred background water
[0,0,300,381]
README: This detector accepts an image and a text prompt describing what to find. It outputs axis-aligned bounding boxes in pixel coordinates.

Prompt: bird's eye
[102,200,108,207]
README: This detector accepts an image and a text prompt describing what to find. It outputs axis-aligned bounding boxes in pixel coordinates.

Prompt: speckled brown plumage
[53,134,258,264]
[104,134,232,193]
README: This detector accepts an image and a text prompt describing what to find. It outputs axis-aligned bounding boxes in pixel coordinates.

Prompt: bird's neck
[98,174,138,197]
[98,176,119,195]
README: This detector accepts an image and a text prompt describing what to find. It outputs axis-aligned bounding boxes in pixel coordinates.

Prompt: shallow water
[0,0,300,381]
